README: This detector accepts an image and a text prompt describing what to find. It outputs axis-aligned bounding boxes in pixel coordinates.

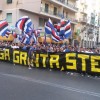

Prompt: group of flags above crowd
[0,16,72,44]
[45,18,72,42]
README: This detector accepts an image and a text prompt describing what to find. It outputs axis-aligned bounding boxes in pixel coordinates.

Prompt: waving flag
[31,34,37,44]
[21,34,31,44]
[45,18,63,42]
[0,20,9,36]
[5,30,11,38]
[13,32,17,38]
[64,20,72,38]
[30,29,41,44]
[15,16,33,34]
[60,19,67,36]
[54,23,60,32]
[17,34,22,42]
[45,22,52,34]
[34,29,41,37]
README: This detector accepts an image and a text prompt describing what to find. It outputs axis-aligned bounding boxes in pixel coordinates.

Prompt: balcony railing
[81,9,87,15]
[56,0,78,11]
[79,18,87,23]
[41,7,63,18]
[41,7,78,23]
[65,16,78,23]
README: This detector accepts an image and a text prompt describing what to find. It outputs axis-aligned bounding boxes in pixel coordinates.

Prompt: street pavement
[0,61,100,100]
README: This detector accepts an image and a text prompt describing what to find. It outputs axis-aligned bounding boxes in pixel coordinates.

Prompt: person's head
[53,47,57,52]
[60,47,64,52]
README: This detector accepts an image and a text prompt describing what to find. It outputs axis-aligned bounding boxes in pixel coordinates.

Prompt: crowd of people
[0,41,100,54]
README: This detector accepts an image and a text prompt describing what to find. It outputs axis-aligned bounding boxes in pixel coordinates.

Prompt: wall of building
[18,0,41,14]
[0,0,3,11]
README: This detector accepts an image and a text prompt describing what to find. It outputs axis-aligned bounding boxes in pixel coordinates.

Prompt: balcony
[79,17,87,23]
[40,7,78,24]
[81,9,87,15]
[57,0,78,11]
[40,7,62,19]
[50,0,78,12]
[65,16,78,24]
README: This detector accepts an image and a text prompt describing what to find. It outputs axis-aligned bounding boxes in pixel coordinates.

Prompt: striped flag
[15,16,33,34]
[21,34,30,44]
[64,20,72,39]
[54,23,60,32]
[45,18,63,42]
[34,29,41,37]
[0,20,9,36]
[45,22,52,34]
[31,34,37,44]
[60,19,67,36]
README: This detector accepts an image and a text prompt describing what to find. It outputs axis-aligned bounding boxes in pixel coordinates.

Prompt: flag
[0,20,9,36]
[45,22,52,34]
[5,30,11,38]
[31,34,37,44]
[54,23,60,32]
[17,34,22,42]
[13,32,17,38]
[51,29,63,42]
[21,34,31,44]
[45,18,63,42]
[15,16,33,34]
[34,29,41,37]
[64,20,72,39]
[60,19,67,36]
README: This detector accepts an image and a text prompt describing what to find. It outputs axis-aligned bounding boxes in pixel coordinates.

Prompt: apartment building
[76,0,100,48]
[0,0,78,36]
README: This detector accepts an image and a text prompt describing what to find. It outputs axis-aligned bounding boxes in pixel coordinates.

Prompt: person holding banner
[28,45,36,69]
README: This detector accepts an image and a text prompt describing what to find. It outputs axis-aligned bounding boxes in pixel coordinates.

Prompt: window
[66,12,68,18]
[39,18,44,26]
[7,0,12,4]
[90,13,95,25]
[45,4,49,13]
[39,18,48,27]
[54,7,57,15]
[6,13,12,23]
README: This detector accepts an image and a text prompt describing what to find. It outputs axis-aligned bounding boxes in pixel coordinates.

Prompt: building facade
[76,0,100,48]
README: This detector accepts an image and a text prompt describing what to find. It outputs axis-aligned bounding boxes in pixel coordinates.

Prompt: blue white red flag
[31,34,37,44]
[64,20,72,39]
[15,16,33,34]
[0,20,9,36]
[45,18,63,42]
[59,19,67,36]
[45,22,52,34]
[21,34,30,44]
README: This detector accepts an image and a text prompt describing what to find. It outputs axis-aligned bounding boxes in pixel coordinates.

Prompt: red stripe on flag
[20,19,25,30]
[54,24,57,28]
[57,25,60,30]
[65,25,71,30]
[52,30,60,40]
[61,21,66,26]
[0,22,8,28]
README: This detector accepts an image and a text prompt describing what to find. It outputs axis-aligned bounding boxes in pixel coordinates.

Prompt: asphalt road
[0,61,100,100]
